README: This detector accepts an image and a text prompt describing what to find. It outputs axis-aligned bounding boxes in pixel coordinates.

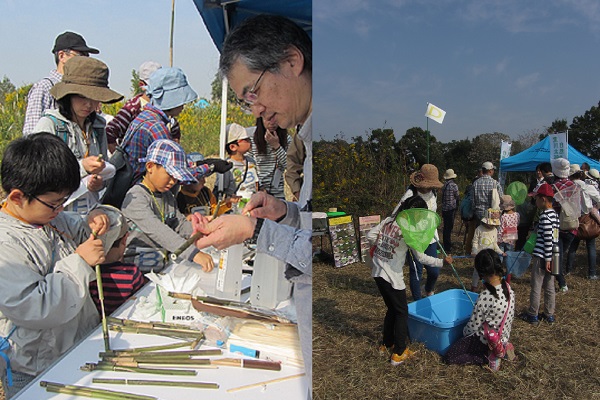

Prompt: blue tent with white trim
[500,136,600,172]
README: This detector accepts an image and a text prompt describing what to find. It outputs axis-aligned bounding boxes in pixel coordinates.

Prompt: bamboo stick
[97,360,216,370]
[92,378,219,390]
[212,358,282,371]
[100,349,221,358]
[100,341,195,355]
[109,325,204,341]
[81,362,198,376]
[226,373,306,393]
[40,381,157,400]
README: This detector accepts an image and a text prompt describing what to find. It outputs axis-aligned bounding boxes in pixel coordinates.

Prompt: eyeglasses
[236,67,268,112]
[64,49,89,57]
[30,194,69,212]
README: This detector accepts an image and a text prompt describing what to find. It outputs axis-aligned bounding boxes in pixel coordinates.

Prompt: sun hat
[481,208,501,226]
[139,139,197,184]
[147,67,197,110]
[410,164,443,189]
[52,31,99,54]
[529,182,554,198]
[569,164,581,176]
[226,123,250,144]
[589,168,600,179]
[499,195,515,211]
[50,57,123,103]
[138,61,162,82]
[551,158,570,178]
[482,161,495,170]
[187,152,207,179]
[443,169,457,180]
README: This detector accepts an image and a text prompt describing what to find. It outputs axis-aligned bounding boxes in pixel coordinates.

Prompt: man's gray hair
[219,14,312,79]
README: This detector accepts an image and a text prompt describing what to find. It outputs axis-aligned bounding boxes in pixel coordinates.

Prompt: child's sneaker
[390,348,416,366]
[539,313,556,324]
[378,344,393,356]
[559,285,568,293]
[519,312,539,325]
[488,353,502,372]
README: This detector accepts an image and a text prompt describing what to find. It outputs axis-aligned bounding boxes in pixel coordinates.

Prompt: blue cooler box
[407,289,478,355]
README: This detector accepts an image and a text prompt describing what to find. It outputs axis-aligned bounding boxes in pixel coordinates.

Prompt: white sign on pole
[549,132,568,160]
[499,140,512,188]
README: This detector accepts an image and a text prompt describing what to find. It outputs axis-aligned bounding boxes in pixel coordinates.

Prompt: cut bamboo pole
[212,358,281,371]
[81,362,198,376]
[92,378,219,390]
[40,381,157,400]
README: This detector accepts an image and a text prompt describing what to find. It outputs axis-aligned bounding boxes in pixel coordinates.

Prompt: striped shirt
[248,133,291,199]
[533,208,559,261]
[22,69,62,135]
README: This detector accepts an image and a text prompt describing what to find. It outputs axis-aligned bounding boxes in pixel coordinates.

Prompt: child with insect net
[367,195,453,366]
[444,249,516,372]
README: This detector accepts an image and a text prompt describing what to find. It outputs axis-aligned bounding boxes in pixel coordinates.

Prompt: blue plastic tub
[407,289,478,355]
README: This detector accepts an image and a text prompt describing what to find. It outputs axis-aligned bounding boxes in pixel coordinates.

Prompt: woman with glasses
[33,56,123,215]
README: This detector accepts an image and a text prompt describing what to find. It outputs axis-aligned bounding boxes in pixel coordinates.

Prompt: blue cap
[147,67,198,110]
[139,139,197,184]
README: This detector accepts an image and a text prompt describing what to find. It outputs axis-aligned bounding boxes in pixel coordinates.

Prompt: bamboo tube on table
[81,362,198,376]
[100,349,221,358]
[40,381,157,400]
[92,378,219,390]
[212,358,282,371]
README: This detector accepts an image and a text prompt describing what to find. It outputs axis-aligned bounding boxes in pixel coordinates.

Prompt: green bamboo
[93,378,219,389]
[102,356,211,365]
[101,341,194,355]
[100,349,221,358]
[96,264,111,351]
[81,362,197,376]
[109,325,204,341]
[41,381,156,400]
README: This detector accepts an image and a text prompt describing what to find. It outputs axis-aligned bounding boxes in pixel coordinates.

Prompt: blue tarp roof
[193,0,312,52]
[500,136,600,172]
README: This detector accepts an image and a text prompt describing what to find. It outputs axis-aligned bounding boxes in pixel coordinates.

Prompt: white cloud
[515,72,541,89]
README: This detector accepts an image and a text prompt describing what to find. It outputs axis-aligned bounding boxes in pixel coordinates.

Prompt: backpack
[460,185,474,220]
[552,183,581,230]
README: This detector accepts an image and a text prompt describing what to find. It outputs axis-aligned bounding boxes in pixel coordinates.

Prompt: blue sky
[0,0,220,100]
[313,0,600,143]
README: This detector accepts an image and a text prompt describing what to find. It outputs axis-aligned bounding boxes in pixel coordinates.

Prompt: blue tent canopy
[193,0,312,52]
[500,136,600,172]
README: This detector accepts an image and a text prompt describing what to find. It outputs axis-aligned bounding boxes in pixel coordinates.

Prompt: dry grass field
[313,232,600,400]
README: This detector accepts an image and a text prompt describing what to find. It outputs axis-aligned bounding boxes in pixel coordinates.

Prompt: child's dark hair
[392,195,427,220]
[1,132,81,198]
[253,117,288,155]
[474,249,510,299]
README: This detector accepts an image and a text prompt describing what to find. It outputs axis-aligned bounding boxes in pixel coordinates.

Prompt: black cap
[52,31,99,54]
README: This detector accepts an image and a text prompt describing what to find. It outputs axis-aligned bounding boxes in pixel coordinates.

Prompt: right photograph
[312,2,600,399]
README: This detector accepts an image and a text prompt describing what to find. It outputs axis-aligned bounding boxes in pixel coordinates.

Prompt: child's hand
[76,234,106,266]
[502,252,507,257]
[193,251,214,272]
[545,261,552,273]
[443,255,453,266]
[87,210,109,237]
[87,174,104,192]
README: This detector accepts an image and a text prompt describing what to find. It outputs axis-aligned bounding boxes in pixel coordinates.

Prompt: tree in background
[398,127,444,169]
[568,103,600,159]
[210,72,238,104]
[0,76,16,105]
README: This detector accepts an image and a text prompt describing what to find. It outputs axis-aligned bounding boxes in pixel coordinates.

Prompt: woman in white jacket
[367,195,452,366]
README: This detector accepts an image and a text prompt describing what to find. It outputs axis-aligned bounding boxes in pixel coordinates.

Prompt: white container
[215,243,243,301]
[250,252,292,308]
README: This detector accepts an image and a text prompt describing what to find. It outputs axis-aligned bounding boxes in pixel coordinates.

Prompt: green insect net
[506,181,528,205]
[395,208,440,253]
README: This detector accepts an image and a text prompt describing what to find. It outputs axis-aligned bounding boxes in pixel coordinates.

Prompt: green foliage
[568,103,600,159]
[0,84,30,157]
[178,102,255,156]
[130,69,142,97]
[0,76,16,105]
[210,72,238,104]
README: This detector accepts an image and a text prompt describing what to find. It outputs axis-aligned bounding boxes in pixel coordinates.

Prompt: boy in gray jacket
[0,133,122,398]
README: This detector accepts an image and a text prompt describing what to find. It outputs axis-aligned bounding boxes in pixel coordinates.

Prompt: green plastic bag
[506,181,528,205]
[523,232,537,254]
[396,208,440,253]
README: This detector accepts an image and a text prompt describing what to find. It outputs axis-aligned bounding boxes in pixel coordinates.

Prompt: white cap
[138,61,162,82]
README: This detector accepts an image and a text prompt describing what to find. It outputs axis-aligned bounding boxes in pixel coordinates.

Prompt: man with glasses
[192,14,313,399]
[22,31,99,135]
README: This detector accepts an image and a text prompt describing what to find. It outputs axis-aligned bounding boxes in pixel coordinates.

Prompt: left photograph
[0,1,312,399]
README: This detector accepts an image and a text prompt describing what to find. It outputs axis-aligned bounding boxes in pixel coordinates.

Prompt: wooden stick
[226,373,306,393]
[212,358,281,371]
[41,381,156,400]
[96,264,111,351]
[81,362,198,376]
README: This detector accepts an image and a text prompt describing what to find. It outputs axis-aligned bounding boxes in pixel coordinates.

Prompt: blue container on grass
[407,289,478,355]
